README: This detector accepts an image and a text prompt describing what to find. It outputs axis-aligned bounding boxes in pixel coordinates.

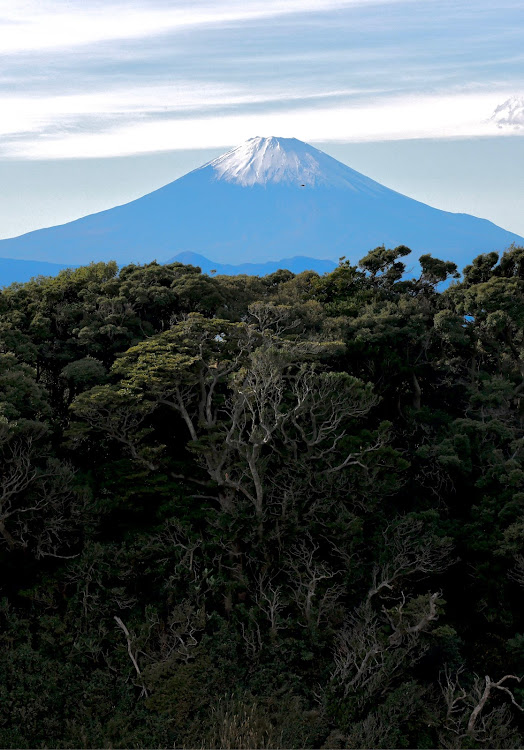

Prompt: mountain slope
[0,136,522,268]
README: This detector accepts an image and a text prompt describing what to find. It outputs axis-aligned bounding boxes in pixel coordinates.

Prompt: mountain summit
[200,135,386,192]
[0,136,522,272]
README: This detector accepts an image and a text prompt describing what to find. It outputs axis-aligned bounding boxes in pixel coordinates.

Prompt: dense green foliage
[0,245,523,748]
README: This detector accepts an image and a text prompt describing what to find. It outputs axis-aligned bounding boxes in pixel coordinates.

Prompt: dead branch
[114,616,149,697]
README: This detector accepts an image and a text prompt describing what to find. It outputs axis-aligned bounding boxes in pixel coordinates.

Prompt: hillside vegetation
[0,244,523,748]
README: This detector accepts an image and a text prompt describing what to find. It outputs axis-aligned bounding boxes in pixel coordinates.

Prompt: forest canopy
[0,244,523,749]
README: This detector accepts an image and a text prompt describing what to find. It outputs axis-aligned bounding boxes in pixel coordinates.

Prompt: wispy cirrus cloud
[0,82,380,143]
[0,0,409,54]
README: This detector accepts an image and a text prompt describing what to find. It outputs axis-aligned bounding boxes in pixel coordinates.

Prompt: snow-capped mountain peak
[1,135,523,272]
[198,135,385,193]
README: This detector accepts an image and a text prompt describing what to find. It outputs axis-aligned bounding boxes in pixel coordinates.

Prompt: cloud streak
[0,0,408,54]
[2,91,515,160]
[0,82,381,140]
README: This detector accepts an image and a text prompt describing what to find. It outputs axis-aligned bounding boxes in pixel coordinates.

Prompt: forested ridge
[0,244,523,749]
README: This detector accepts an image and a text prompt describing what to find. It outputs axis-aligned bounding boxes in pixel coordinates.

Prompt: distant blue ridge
[165,252,337,276]
[0,254,336,287]
[0,257,78,287]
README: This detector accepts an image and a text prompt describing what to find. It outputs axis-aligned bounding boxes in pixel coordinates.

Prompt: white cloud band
[2,91,516,160]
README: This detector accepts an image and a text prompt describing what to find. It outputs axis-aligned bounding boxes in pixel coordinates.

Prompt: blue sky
[1,0,523,239]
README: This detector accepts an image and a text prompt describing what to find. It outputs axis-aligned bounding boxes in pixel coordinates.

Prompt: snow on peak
[199,136,386,193]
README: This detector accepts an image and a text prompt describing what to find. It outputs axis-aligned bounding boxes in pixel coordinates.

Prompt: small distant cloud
[489,96,524,130]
